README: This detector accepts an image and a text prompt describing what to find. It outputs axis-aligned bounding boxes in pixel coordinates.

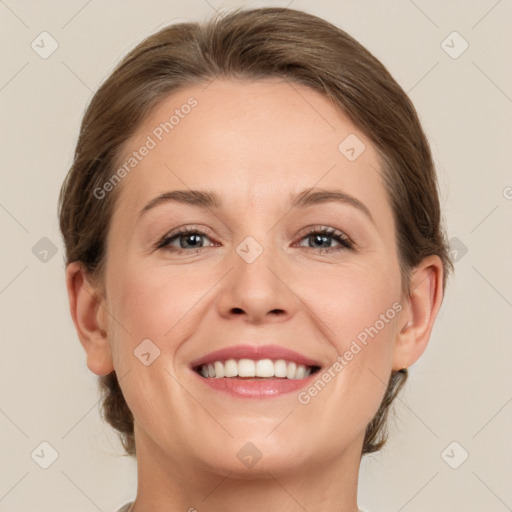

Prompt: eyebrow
[138,187,374,224]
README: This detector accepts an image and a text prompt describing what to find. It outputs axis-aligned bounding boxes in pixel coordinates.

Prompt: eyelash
[154,225,354,255]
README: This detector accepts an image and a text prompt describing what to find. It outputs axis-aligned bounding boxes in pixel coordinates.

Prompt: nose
[215,239,299,325]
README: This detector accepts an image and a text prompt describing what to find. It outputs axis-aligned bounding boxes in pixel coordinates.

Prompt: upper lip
[190,344,322,369]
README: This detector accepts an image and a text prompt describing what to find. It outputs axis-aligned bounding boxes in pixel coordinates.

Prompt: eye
[155,225,354,255]
[155,227,216,254]
[295,226,354,252]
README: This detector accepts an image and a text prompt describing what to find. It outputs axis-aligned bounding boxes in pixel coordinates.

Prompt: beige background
[1,1,511,511]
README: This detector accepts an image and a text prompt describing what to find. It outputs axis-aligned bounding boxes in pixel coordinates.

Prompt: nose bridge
[233,229,283,295]
[230,197,281,270]
[215,227,297,322]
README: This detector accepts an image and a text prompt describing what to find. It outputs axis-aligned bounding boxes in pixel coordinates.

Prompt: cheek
[102,264,199,433]
[308,260,402,409]
[316,259,402,347]
[104,260,201,368]
[110,257,207,326]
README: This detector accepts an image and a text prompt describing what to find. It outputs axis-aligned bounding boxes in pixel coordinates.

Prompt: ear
[65,261,114,376]
[392,255,444,371]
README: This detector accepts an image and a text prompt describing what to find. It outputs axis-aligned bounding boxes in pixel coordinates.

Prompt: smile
[190,344,323,398]
[195,358,320,379]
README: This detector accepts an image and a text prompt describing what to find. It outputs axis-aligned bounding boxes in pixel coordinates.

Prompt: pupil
[312,234,329,248]
[182,234,201,248]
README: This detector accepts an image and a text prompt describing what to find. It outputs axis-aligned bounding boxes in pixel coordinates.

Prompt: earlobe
[65,262,114,376]
[392,255,444,371]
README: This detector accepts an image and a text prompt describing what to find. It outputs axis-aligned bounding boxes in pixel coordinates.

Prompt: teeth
[295,364,306,379]
[238,359,256,377]
[198,359,314,379]
[286,361,297,379]
[214,361,225,379]
[255,359,274,378]
[274,359,287,378]
[224,359,238,377]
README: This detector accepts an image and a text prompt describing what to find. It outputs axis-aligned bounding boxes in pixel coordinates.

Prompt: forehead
[111,78,390,223]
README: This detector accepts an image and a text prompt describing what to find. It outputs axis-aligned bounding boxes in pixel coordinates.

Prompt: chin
[194,434,319,479]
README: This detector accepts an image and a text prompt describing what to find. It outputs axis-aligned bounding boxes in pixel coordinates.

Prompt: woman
[58,7,452,512]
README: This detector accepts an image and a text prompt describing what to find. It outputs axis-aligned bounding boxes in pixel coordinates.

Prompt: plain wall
[1,1,511,511]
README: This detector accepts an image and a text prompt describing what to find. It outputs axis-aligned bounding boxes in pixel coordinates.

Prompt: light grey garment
[116,502,133,512]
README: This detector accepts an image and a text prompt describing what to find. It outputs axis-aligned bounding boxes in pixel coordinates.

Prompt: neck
[131,427,363,512]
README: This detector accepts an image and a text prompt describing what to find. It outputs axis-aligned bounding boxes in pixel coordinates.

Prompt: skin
[66,78,444,512]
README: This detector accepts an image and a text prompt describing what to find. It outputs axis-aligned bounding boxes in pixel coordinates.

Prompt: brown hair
[58,7,453,457]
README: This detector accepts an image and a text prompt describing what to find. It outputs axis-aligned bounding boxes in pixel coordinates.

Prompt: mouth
[189,344,323,398]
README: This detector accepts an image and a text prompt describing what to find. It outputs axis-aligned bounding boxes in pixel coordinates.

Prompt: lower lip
[194,371,317,398]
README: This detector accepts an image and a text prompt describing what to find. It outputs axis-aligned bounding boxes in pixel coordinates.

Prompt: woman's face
[98,78,406,475]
